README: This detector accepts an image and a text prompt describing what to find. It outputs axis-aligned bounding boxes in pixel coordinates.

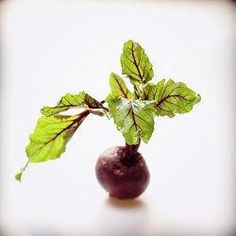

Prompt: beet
[16,39,201,202]
[95,144,150,199]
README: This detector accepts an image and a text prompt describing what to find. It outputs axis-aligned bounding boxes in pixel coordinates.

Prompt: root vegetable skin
[96,145,150,199]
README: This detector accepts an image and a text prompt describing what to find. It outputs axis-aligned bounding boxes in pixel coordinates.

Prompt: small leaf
[106,95,155,145]
[15,161,29,182]
[109,73,134,99]
[143,79,201,117]
[26,111,89,163]
[121,40,154,85]
[15,172,22,182]
[41,92,104,116]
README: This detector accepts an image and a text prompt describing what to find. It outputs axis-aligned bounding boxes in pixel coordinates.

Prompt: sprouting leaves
[143,79,201,117]
[106,95,155,145]
[106,41,200,144]
[16,39,201,182]
[16,91,107,181]
[121,40,154,86]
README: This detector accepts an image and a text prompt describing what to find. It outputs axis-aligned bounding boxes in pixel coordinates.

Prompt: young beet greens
[16,40,200,199]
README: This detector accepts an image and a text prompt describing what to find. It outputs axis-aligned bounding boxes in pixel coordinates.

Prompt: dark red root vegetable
[95,144,150,199]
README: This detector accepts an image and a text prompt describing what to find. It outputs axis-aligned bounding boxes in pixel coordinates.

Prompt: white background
[0,1,235,235]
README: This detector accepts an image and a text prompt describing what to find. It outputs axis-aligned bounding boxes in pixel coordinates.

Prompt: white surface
[0,1,235,235]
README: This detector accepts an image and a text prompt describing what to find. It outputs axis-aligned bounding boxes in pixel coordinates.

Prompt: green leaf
[143,79,201,117]
[106,95,155,145]
[16,111,89,181]
[41,92,104,116]
[121,40,154,85]
[15,172,22,182]
[26,111,89,163]
[109,73,134,99]
[15,161,29,182]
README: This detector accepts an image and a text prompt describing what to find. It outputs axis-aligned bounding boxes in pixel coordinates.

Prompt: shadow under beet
[95,196,149,236]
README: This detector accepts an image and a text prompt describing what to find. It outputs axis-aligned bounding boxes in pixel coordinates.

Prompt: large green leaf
[109,73,134,99]
[16,111,90,181]
[143,79,201,117]
[106,94,155,145]
[41,91,104,116]
[27,111,89,163]
[121,40,154,85]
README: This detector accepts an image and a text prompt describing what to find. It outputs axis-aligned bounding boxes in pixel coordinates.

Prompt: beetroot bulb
[16,40,201,200]
[96,143,149,199]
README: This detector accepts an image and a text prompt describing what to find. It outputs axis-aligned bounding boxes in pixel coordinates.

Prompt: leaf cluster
[16,40,200,181]
[107,40,200,145]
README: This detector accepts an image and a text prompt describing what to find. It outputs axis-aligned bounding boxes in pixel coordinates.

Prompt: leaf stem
[125,139,141,153]
[100,100,109,112]
[22,160,29,171]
